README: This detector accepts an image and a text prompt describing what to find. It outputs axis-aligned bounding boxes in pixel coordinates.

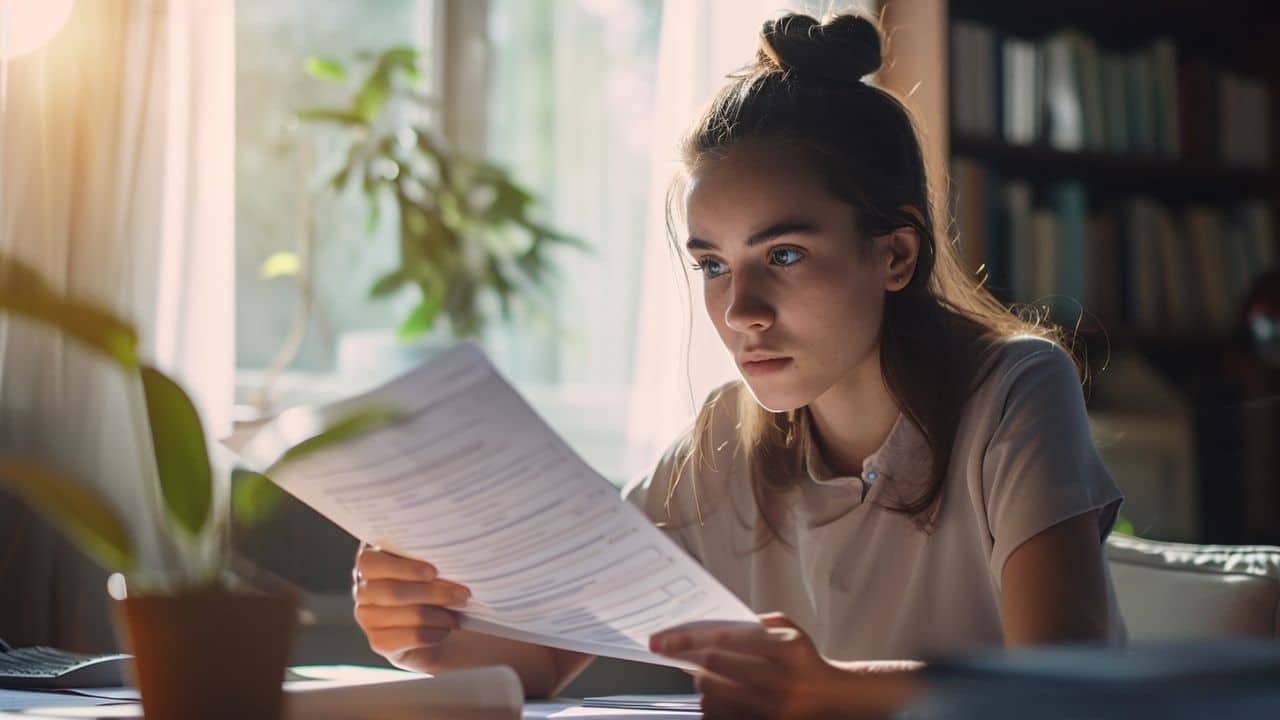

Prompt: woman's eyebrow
[685,220,820,251]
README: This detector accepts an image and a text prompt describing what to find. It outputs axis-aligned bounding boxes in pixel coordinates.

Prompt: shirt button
[865,470,879,482]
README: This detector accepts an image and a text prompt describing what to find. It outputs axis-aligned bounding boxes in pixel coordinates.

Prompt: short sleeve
[982,344,1124,582]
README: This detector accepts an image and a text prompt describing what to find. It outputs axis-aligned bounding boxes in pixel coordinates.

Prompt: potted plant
[0,254,397,719]
[252,46,584,411]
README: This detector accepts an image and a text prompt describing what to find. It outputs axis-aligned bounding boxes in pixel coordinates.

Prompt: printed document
[228,343,757,667]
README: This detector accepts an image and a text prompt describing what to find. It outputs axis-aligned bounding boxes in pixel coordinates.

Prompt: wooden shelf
[951,135,1278,201]
[949,0,1280,63]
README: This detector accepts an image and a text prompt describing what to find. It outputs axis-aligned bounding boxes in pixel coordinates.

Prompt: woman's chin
[741,380,810,414]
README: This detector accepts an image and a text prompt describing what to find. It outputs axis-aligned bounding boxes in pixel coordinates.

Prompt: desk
[0,670,702,720]
[8,640,1280,720]
[0,695,697,719]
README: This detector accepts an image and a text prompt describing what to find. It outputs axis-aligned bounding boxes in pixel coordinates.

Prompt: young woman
[350,11,1125,718]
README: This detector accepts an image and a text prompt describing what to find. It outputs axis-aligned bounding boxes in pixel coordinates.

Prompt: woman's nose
[724,277,775,333]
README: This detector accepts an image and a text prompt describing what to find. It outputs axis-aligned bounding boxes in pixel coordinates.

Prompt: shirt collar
[799,408,932,490]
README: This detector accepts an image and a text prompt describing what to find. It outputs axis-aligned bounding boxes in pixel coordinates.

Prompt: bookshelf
[949,136,1278,202]
[936,0,1280,544]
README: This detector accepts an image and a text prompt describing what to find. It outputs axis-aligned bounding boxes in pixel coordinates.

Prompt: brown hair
[665,11,1073,541]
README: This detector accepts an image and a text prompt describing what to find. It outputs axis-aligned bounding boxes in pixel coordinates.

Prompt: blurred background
[0,0,1276,693]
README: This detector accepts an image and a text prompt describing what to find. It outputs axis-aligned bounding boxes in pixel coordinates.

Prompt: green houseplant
[255,46,583,403]
[0,254,397,719]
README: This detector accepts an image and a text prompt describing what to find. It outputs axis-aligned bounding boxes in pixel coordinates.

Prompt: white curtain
[625,0,872,471]
[0,0,233,650]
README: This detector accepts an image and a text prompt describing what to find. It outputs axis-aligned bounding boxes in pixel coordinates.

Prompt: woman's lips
[741,357,792,376]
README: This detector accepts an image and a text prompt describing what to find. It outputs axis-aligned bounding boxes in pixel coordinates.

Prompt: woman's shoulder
[955,333,1085,436]
[975,333,1082,395]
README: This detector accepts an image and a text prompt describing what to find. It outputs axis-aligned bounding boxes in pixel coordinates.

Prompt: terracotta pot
[115,589,297,720]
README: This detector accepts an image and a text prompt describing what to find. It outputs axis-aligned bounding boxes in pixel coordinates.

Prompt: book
[1002,179,1034,302]
[910,639,1280,720]
[1001,38,1038,146]
[1051,181,1087,316]
[1044,31,1085,152]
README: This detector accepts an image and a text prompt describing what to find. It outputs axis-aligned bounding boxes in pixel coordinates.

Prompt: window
[234,0,661,484]
[235,0,435,373]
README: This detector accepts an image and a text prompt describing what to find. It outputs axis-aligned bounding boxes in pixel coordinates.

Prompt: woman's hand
[351,543,472,673]
[650,613,918,719]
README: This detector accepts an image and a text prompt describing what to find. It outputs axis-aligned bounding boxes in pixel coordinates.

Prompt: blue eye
[770,247,805,266]
[691,258,728,278]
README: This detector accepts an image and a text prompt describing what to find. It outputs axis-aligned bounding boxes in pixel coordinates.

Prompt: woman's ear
[879,225,921,293]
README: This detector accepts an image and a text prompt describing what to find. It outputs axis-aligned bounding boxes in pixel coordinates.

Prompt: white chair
[1106,534,1280,640]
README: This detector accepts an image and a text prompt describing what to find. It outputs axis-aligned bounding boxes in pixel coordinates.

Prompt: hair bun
[759,13,883,84]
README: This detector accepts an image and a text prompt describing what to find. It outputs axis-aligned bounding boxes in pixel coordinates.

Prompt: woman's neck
[807,349,901,478]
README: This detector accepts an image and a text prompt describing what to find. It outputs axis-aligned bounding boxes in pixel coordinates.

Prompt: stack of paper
[285,665,521,719]
[0,666,521,719]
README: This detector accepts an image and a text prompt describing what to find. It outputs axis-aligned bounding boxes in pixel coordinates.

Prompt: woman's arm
[999,510,1112,646]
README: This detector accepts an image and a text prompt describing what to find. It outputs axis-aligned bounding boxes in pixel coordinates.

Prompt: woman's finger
[354,603,460,631]
[355,546,439,582]
[365,626,451,657]
[355,578,471,607]
[696,672,770,720]
[669,647,777,688]
[651,622,773,657]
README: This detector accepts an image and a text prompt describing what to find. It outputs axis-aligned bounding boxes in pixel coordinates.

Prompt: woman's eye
[691,258,728,278]
[769,247,805,266]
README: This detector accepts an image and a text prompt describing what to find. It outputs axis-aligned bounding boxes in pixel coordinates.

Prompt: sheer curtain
[0,0,233,650]
[625,0,873,472]
[480,0,662,483]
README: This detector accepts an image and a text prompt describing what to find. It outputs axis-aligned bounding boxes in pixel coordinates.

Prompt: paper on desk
[5,667,521,720]
[226,342,757,668]
[285,665,521,719]
[0,689,130,711]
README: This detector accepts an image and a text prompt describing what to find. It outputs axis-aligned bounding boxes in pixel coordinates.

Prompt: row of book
[951,157,1277,333]
[951,21,1272,168]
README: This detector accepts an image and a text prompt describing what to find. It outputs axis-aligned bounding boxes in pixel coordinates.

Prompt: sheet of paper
[0,689,130,711]
[229,342,757,668]
[545,709,700,719]
[285,665,521,719]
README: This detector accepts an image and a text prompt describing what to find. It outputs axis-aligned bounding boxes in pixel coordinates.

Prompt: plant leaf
[0,460,136,572]
[486,256,516,321]
[1114,515,1135,536]
[382,46,422,84]
[260,252,300,279]
[141,367,212,536]
[294,108,369,128]
[485,180,534,222]
[364,180,382,233]
[397,292,443,340]
[230,468,285,526]
[0,254,140,371]
[369,269,408,298]
[353,63,393,122]
[303,56,347,82]
[525,220,590,251]
[269,406,404,472]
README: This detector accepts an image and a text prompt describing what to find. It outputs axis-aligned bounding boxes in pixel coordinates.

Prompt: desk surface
[0,698,696,720]
[0,690,699,719]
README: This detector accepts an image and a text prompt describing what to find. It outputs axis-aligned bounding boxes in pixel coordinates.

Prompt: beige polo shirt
[623,335,1126,661]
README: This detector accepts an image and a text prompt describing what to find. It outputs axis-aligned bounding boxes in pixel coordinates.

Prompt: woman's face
[683,142,896,412]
